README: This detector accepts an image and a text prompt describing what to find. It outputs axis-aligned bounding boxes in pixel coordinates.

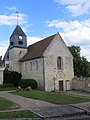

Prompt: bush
[25,86,32,91]
[3,69,22,87]
[19,79,38,89]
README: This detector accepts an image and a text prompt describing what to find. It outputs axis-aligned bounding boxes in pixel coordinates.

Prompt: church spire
[10,25,26,38]
[9,25,27,49]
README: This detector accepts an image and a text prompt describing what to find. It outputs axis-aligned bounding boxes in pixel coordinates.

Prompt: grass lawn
[12,90,90,104]
[0,110,37,119]
[0,97,17,110]
[0,87,16,91]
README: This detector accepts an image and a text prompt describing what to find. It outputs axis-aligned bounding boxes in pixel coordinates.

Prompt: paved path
[66,91,90,110]
[66,90,90,98]
[0,91,90,119]
[0,91,57,111]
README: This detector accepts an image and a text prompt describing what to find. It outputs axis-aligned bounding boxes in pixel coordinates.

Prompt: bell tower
[9,25,27,49]
[9,25,27,72]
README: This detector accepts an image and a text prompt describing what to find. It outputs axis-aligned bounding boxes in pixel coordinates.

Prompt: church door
[59,81,63,91]
[66,80,70,90]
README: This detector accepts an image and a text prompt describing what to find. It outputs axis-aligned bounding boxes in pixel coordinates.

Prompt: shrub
[16,86,22,92]
[19,79,38,89]
[3,69,22,87]
[25,86,32,91]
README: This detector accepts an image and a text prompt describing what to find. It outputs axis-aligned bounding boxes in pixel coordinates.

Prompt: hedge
[19,79,38,89]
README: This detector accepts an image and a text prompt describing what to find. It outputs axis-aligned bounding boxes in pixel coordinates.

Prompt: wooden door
[59,81,63,91]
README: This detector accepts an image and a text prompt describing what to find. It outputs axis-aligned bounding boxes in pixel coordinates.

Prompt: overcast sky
[0,0,90,61]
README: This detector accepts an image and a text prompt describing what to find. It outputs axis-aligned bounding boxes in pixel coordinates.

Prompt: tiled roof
[10,25,26,37]
[20,34,56,62]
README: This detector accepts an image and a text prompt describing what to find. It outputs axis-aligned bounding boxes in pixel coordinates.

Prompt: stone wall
[0,67,4,85]
[43,33,74,91]
[21,58,45,90]
[9,47,27,72]
[72,77,90,92]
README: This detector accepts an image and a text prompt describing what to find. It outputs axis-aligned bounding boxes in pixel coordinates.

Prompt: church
[4,25,74,91]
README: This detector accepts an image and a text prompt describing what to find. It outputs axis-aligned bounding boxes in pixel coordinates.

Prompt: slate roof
[10,25,26,37]
[20,34,56,62]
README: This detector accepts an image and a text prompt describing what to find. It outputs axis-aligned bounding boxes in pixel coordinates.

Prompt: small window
[30,62,32,71]
[36,60,38,70]
[6,64,9,68]
[57,57,63,70]
[18,41,23,45]
[25,63,27,71]
[10,41,14,45]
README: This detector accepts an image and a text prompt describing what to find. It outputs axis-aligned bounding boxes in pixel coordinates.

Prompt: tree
[68,46,90,77]
[3,69,22,87]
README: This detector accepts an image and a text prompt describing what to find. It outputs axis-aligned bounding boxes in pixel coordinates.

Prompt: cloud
[54,0,90,17]
[0,13,27,26]
[0,43,8,58]
[45,18,90,61]
[45,19,90,45]
[6,6,17,11]
[27,36,42,45]
[80,47,90,61]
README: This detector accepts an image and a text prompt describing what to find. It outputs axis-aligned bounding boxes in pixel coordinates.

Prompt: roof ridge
[20,33,57,62]
[28,33,56,47]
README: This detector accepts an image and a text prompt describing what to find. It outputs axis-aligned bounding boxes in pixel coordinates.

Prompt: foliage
[68,46,90,77]
[12,90,90,104]
[16,86,22,92]
[25,86,32,91]
[3,69,22,87]
[19,79,38,89]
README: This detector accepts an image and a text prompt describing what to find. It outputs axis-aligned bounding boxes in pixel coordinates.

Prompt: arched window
[57,57,63,70]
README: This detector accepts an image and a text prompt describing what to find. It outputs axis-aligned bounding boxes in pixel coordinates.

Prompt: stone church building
[4,25,74,91]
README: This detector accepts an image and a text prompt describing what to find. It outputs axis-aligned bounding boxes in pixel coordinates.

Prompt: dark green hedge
[19,79,38,89]
[3,69,22,87]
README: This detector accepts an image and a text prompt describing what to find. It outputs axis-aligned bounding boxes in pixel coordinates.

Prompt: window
[18,41,23,45]
[10,41,14,45]
[30,62,32,71]
[6,64,9,69]
[25,63,27,71]
[36,60,38,70]
[57,57,63,70]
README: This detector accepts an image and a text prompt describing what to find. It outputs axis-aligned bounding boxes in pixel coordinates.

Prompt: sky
[0,0,90,61]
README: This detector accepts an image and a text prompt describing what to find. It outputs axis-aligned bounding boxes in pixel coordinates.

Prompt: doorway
[59,81,63,91]
[66,80,70,90]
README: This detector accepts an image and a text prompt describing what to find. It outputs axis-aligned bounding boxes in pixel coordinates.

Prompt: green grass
[0,87,16,91]
[0,97,17,110]
[12,90,90,104]
[0,110,37,119]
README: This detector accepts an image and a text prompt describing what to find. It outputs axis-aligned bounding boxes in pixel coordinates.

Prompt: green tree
[3,69,22,87]
[68,46,90,77]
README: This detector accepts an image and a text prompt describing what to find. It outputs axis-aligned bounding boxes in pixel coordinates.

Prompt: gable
[43,33,73,58]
